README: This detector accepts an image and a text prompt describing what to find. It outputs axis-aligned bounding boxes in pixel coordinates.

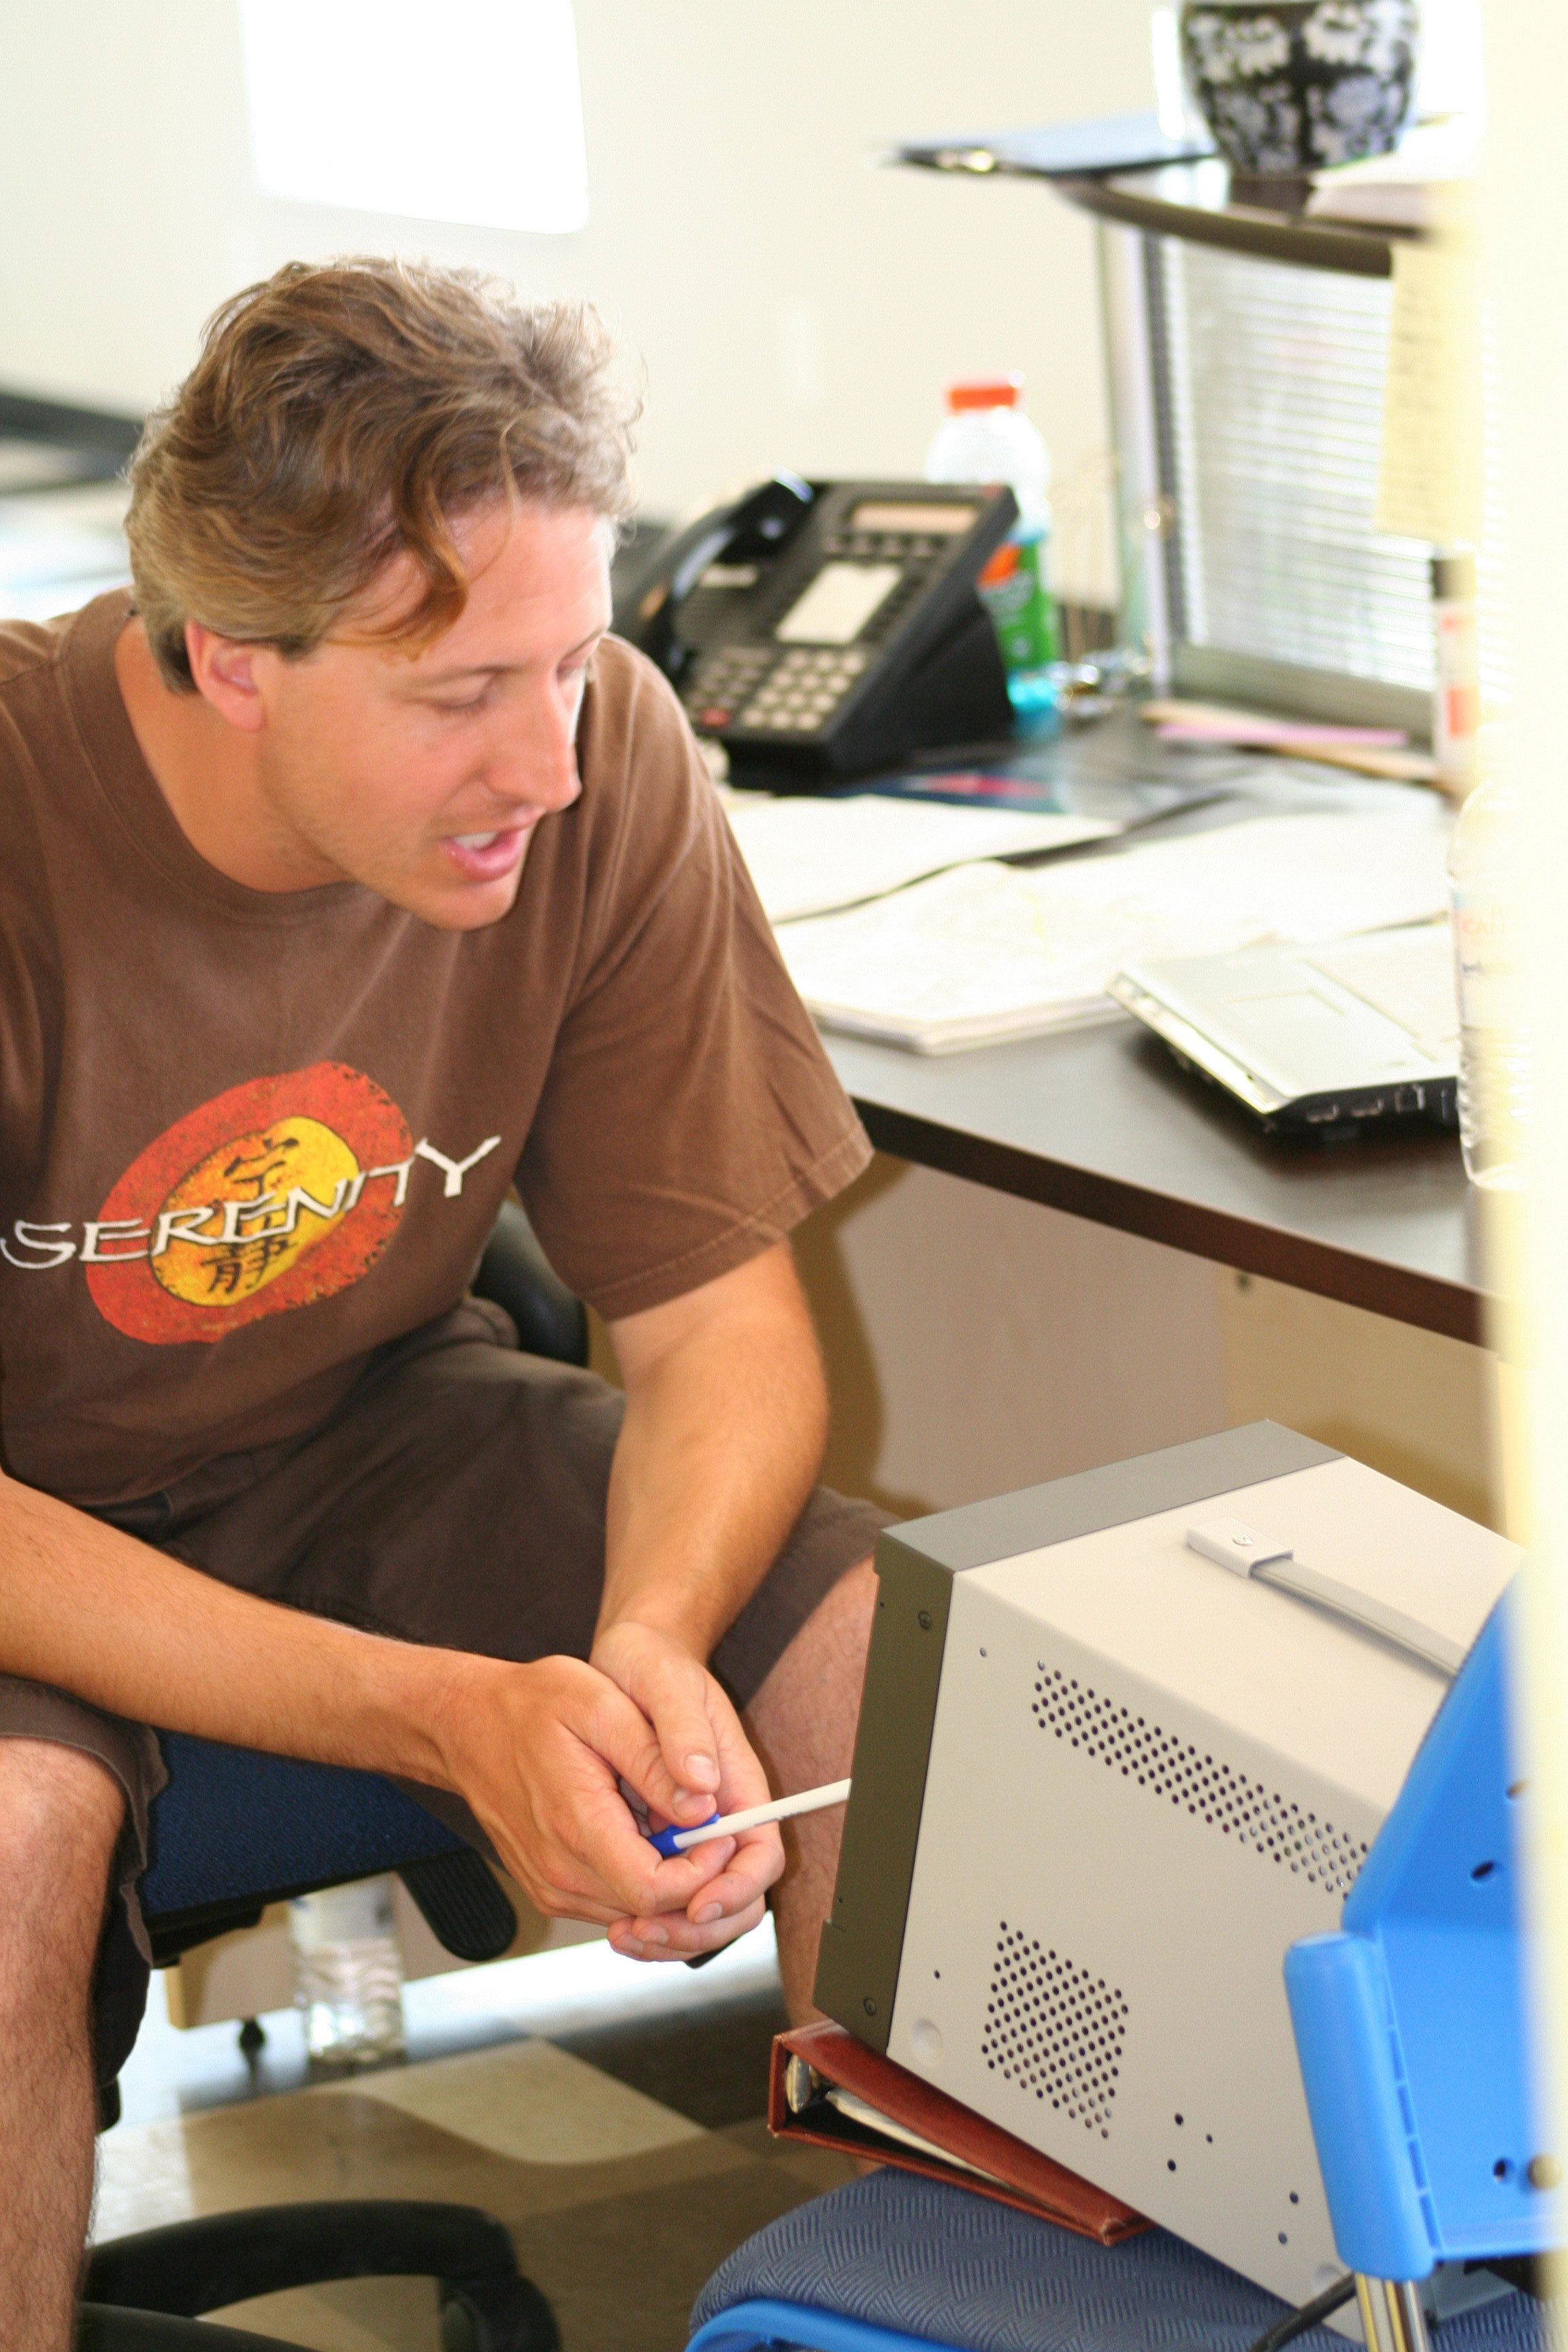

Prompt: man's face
[245,499,610,930]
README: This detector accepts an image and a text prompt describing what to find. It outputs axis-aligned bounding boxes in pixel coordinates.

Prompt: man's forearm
[598,1242,829,1659]
[0,1469,463,1786]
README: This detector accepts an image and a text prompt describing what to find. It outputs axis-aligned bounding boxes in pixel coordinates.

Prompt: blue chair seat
[141,1732,462,1926]
[687,2173,1546,2352]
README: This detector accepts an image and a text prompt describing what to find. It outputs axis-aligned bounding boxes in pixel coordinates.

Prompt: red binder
[770,2021,1147,2244]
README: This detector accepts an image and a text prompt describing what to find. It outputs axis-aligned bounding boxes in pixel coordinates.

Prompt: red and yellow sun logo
[88,1064,412,1345]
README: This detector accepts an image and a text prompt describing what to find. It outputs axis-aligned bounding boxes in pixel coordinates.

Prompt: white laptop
[1107,921,1458,1134]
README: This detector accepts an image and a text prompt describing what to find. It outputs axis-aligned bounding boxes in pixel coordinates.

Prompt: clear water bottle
[925,377,1061,730]
[288,1877,406,2068]
[1447,766,1528,1189]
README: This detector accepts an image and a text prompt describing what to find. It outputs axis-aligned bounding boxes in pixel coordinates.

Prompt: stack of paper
[1306,121,1478,232]
[1139,698,1435,785]
[777,808,1452,1054]
[721,791,1120,925]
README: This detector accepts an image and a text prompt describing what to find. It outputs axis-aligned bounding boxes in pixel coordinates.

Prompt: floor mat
[93,2027,858,2351]
[554,1981,790,2130]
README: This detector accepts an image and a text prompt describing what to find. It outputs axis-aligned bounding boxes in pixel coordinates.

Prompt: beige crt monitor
[815,1426,1520,2325]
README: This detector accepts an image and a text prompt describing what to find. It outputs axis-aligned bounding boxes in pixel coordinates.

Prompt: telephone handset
[612,474,1019,782]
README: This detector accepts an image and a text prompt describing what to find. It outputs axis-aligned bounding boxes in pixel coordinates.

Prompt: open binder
[770,2021,1146,2244]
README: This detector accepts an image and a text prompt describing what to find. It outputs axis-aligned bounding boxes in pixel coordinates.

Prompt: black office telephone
[612,474,1019,781]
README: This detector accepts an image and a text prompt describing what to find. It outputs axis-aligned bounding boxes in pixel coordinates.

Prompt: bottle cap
[945,376,1022,411]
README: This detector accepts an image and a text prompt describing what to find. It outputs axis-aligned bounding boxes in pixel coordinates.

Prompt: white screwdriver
[647,1777,851,1856]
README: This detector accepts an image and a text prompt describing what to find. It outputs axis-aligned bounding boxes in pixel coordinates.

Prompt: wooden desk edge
[852,1096,1490,1350]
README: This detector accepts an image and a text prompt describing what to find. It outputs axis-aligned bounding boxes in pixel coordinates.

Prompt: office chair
[683,2169,1544,2352]
[80,1200,587,2352]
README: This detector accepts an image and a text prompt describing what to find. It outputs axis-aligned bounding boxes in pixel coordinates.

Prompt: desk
[814,710,1488,1350]
[829,1019,1488,1348]
[805,1024,1501,1547]
[791,730,1501,1538]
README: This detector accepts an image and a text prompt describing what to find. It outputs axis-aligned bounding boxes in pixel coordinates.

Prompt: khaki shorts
[0,1299,885,2087]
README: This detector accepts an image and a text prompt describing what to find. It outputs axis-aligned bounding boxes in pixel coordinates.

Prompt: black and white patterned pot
[1179,0,1420,177]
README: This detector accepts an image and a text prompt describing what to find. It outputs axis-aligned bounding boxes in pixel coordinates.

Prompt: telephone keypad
[738,645,868,734]
[685,644,772,732]
[687,643,870,736]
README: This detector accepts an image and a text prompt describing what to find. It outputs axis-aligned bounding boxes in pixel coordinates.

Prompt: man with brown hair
[0,257,882,2345]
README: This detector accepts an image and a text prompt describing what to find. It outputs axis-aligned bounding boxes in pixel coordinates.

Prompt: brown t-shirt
[0,592,870,1505]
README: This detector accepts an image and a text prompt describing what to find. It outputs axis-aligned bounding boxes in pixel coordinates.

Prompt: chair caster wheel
[440,2273,559,2352]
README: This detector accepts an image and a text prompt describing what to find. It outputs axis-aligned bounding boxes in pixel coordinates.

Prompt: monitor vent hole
[1031,1671,1369,1897]
[981,1926,1128,2138]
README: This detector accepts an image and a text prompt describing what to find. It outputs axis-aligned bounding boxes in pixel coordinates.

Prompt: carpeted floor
[93,1967,858,2351]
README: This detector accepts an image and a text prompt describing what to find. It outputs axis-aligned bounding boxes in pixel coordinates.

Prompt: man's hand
[550,1239,823,1959]
[589,1618,784,1959]
[434,1646,779,1958]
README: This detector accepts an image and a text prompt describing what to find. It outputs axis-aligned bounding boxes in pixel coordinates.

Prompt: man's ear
[184,622,270,734]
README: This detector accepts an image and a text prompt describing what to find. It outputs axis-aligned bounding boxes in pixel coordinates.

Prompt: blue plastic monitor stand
[1286,1578,1550,2352]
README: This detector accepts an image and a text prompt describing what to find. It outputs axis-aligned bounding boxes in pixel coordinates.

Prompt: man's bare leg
[744,1556,876,2021]
[0,1738,125,2352]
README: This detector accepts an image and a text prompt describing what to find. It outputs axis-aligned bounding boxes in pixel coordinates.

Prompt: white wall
[0,1,1155,604]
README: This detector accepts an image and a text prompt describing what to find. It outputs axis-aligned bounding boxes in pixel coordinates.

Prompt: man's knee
[749,1556,878,1761]
[0,1738,124,1985]
[816,1557,877,1675]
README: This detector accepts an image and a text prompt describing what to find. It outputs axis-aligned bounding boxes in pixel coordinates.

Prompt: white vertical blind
[1157,240,1437,692]
[1155,235,1509,711]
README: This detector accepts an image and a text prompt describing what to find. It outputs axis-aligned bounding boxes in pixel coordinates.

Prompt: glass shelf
[887,121,1412,280]
[1055,158,1405,280]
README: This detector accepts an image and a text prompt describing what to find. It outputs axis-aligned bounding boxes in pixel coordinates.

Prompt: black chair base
[82,2200,557,2351]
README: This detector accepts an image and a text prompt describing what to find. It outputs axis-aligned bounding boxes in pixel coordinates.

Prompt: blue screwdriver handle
[644,1778,853,1858]
[648,1814,719,1858]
